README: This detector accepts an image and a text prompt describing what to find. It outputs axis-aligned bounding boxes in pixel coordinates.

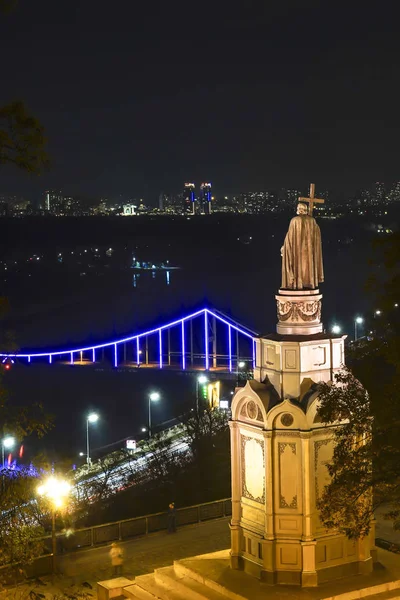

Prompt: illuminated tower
[183,183,195,215]
[200,182,212,214]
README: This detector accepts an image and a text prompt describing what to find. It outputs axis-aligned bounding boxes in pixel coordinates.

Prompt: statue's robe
[281,214,324,290]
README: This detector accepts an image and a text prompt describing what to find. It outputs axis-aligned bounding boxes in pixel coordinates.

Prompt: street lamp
[237,360,246,386]
[37,476,71,576]
[331,324,341,334]
[354,317,363,341]
[86,412,99,466]
[375,310,382,316]
[148,392,160,437]
[196,375,208,413]
[2,436,15,468]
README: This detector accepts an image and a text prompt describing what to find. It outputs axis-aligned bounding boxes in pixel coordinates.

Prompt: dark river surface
[0,213,386,462]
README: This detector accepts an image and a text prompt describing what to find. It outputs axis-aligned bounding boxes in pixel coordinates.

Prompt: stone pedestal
[229,328,375,586]
[276,289,322,335]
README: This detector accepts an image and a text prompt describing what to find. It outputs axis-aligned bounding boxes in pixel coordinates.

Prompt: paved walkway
[58,517,231,586]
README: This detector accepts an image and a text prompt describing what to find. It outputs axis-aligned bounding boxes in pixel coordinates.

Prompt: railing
[0,498,232,582]
[42,498,232,555]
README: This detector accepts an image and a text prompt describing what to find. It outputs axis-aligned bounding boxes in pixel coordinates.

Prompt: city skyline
[1,2,400,199]
[2,178,400,215]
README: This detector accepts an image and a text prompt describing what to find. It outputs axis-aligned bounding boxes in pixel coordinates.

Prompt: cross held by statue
[299,183,324,216]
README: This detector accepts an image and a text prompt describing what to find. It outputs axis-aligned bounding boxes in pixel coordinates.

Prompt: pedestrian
[109,542,124,577]
[167,502,176,533]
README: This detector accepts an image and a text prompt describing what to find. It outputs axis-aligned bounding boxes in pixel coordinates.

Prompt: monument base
[276,288,323,335]
[121,548,400,600]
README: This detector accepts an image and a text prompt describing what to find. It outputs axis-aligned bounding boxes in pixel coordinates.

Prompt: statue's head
[296,202,308,215]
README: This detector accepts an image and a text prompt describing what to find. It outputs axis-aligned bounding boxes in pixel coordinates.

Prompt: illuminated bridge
[0,308,258,374]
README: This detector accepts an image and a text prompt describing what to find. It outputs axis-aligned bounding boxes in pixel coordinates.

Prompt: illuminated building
[183,183,195,214]
[44,190,64,214]
[200,182,212,214]
[123,204,137,215]
[375,182,385,205]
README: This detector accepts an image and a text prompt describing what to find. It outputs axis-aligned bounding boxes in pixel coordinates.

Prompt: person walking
[167,502,176,533]
[109,542,124,577]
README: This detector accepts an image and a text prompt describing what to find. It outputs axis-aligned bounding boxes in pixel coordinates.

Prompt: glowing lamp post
[354,317,363,341]
[331,324,341,334]
[37,476,71,575]
[1,435,15,468]
[86,412,99,466]
[237,360,246,386]
[148,392,160,437]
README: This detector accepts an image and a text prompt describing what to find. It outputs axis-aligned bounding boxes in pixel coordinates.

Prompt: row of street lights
[331,304,398,341]
[331,317,364,341]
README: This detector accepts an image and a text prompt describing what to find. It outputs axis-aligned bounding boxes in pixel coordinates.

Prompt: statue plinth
[275,289,323,335]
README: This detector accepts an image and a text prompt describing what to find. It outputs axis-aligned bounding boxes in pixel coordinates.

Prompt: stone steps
[121,552,400,600]
[361,591,400,600]
[154,565,231,600]
[173,560,246,600]
[123,572,187,600]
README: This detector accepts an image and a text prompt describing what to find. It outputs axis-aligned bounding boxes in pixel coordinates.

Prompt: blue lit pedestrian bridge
[0,308,257,374]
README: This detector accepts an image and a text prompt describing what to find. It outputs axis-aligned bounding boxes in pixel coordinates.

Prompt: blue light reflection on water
[133,270,171,288]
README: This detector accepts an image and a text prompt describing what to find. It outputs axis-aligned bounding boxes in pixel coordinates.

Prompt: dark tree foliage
[0,0,18,13]
[0,102,49,175]
[181,407,231,500]
[318,232,400,539]
[0,301,53,574]
[316,368,374,539]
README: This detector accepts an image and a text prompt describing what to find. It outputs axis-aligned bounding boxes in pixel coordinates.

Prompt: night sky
[1,1,399,202]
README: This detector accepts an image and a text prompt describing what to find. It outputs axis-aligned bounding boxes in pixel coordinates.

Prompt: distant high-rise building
[388,181,400,203]
[183,183,195,214]
[375,182,385,205]
[158,192,167,212]
[44,190,64,213]
[239,191,270,213]
[200,182,212,214]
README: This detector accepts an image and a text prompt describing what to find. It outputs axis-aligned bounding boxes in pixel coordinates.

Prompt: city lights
[331,325,341,334]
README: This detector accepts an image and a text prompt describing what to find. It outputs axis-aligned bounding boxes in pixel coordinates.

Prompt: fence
[42,497,232,555]
[0,498,232,582]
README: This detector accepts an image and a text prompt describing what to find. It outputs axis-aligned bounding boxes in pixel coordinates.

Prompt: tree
[0,466,46,580]
[181,407,230,501]
[0,2,49,176]
[318,231,400,540]
[0,303,53,576]
[316,368,375,539]
[0,102,49,175]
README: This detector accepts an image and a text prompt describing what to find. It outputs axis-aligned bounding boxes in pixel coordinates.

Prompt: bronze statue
[281,201,324,290]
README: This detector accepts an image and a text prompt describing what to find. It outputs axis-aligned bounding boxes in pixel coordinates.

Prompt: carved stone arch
[268,399,308,431]
[231,381,269,427]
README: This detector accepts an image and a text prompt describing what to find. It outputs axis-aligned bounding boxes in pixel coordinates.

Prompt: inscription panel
[278,442,298,509]
[241,435,265,504]
[314,438,333,500]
